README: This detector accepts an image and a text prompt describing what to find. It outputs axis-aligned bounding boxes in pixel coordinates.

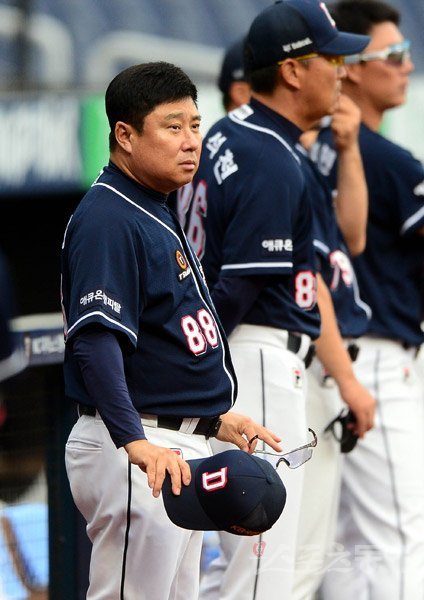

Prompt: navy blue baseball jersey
[61,162,237,419]
[312,124,424,346]
[296,144,371,338]
[177,99,320,339]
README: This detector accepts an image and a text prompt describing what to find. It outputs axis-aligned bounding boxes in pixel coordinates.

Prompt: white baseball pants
[320,336,424,600]
[65,414,211,600]
[199,324,309,600]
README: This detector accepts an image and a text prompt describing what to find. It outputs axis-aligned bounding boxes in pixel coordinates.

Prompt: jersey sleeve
[387,148,424,236]
[63,199,141,347]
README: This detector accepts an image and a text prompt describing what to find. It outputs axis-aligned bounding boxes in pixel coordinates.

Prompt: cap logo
[202,467,228,492]
[320,2,336,27]
[282,37,312,53]
[232,67,244,80]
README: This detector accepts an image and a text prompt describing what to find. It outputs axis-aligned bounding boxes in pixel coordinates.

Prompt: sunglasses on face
[345,40,411,67]
[254,428,317,469]
[279,53,345,67]
[324,409,358,453]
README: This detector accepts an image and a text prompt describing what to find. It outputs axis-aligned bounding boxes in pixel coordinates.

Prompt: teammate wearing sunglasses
[311,2,424,599]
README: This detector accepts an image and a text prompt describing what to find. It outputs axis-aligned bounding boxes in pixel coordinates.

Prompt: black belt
[287,333,315,368]
[77,404,222,439]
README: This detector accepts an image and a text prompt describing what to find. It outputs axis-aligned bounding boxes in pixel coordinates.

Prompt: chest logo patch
[176,250,187,269]
[176,250,192,281]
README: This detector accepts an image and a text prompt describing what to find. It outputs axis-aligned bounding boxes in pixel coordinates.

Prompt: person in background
[311,1,424,598]
[176,1,372,597]
[61,61,282,600]
[291,93,374,600]
[183,21,375,600]
[217,36,251,113]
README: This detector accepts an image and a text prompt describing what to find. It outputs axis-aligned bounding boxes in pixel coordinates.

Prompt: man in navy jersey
[61,61,282,600]
[189,35,376,600]
[177,1,371,597]
[311,2,424,598]
[292,94,376,600]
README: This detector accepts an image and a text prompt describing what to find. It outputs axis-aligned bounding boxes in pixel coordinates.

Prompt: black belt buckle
[347,343,360,362]
[157,415,222,438]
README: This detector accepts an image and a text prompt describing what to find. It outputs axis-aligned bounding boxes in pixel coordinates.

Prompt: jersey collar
[249,98,302,146]
[107,161,168,205]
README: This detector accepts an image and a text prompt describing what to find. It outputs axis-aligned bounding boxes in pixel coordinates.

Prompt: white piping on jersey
[61,213,73,250]
[351,268,372,319]
[93,182,182,242]
[313,239,330,255]
[222,261,292,270]
[67,311,137,341]
[83,181,237,405]
[400,205,424,235]
[228,112,301,165]
[184,237,237,406]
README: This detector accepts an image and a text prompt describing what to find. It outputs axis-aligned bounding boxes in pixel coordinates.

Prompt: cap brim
[319,31,370,56]
[162,457,218,531]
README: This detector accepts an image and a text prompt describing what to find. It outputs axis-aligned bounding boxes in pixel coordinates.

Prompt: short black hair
[105,61,198,151]
[245,44,280,94]
[328,0,400,35]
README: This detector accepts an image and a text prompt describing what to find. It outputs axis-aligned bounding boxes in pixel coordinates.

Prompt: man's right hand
[125,439,191,498]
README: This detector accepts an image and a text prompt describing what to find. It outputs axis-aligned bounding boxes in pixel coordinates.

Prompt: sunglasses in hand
[324,409,358,453]
[254,428,317,469]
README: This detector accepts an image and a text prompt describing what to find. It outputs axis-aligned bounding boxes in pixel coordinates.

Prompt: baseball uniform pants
[291,357,344,600]
[65,413,211,600]
[319,336,424,600]
[199,323,310,600]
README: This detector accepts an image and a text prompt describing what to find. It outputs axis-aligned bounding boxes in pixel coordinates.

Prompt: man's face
[301,56,345,123]
[351,21,414,112]
[124,98,202,194]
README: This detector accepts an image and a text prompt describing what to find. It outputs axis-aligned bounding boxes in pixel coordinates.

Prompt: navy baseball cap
[218,37,246,93]
[162,449,286,536]
[246,0,370,70]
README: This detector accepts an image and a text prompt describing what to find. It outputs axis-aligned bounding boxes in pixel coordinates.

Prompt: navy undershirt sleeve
[73,328,146,448]
[211,275,271,336]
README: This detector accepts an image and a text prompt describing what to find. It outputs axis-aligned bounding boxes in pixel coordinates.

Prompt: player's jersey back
[312,124,424,346]
[177,99,320,339]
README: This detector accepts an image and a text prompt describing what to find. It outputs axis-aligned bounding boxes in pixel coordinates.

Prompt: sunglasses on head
[324,409,358,453]
[254,428,317,469]
[345,40,411,67]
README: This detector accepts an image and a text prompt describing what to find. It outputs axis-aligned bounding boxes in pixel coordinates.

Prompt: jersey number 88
[181,309,219,355]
